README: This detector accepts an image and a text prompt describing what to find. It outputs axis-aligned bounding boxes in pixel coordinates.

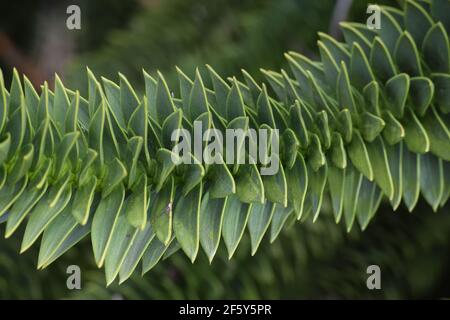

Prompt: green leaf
[318,41,340,91]
[385,143,403,210]
[31,118,50,170]
[337,61,357,115]
[422,23,450,73]
[87,67,102,117]
[280,129,298,169]
[143,70,158,121]
[409,77,434,116]
[0,133,11,167]
[177,67,196,109]
[247,202,276,255]
[337,109,353,143]
[199,192,227,263]
[285,54,315,105]
[208,160,235,199]
[155,148,179,191]
[269,205,293,243]
[366,136,394,200]
[189,69,209,121]
[128,99,150,166]
[23,76,39,131]
[421,106,450,161]
[88,100,105,166]
[261,69,285,102]
[119,73,140,124]
[385,142,403,209]
[119,223,155,284]
[78,149,98,186]
[6,101,26,161]
[395,32,423,76]
[125,174,148,229]
[420,153,444,211]
[141,237,170,275]
[363,81,381,116]
[0,70,8,133]
[65,90,80,134]
[318,32,350,66]
[235,164,264,204]
[327,164,345,223]
[341,22,371,55]
[403,109,430,153]
[5,180,48,239]
[9,68,23,113]
[370,37,396,83]
[221,194,252,259]
[149,177,174,245]
[343,163,363,232]
[308,71,338,117]
[173,183,202,262]
[180,153,205,196]
[102,77,126,130]
[40,225,91,269]
[242,69,262,106]
[206,65,230,119]
[286,153,308,219]
[0,175,28,218]
[330,132,347,169]
[0,165,5,189]
[54,132,79,179]
[288,51,327,90]
[257,84,276,128]
[402,146,421,211]
[162,239,180,260]
[125,136,143,188]
[262,159,287,206]
[431,0,450,36]
[8,144,34,184]
[38,205,79,269]
[155,71,176,125]
[348,130,373,181]
[226,78,246,121]
[308,134,325,172]
[289,101,309,148]
[71,176,97,225]
[350,43,375,89]
[405,0,433,46]
[21,179,72,253]
[91,183,125,267]
[361,112,385,142]
[308,161,328,222]
[101,158,127,198]
[316,111,331,149]
[53,74,71,132]
[378,7,403,54]
[104,208,138,286]
[382,110,405,145]
[431,74,450,114]
[161,109,183,150]
[356,178,382,230]
[385,73,410,118]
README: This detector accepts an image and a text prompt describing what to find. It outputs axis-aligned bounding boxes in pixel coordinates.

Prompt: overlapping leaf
[0,0,449,285]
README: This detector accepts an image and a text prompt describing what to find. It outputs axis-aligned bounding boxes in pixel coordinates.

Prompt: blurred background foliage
[0,0,449,299]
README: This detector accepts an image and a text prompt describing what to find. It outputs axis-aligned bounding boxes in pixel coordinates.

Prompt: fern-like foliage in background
[0,0,449,286]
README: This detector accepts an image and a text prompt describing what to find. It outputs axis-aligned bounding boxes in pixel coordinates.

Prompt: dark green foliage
[0,0,449,287]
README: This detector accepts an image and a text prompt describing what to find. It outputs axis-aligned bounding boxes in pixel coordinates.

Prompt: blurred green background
[1,0,449,299]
